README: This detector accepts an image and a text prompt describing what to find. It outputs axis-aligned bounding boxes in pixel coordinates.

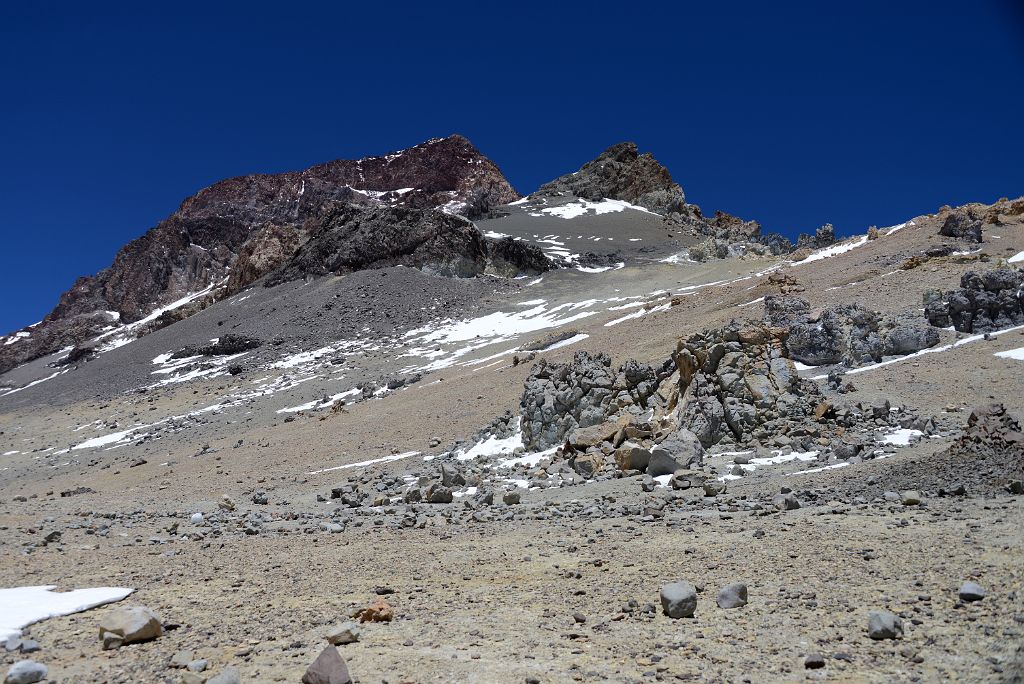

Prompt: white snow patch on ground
[796,235,870,264]
[542,333,590,351]
[995,346,1024,361]
[0,370,70,397]
[879,428,923,446]
[497,445,559,469]
[458,421,524,461]
[1006,250,1024,264]
[0,585,133,642]
[531,198,654,219]
[792,361,816,371]
[605,303,670,327]
[718,451,819,481]
[483,230,510,239]
[276,388,361,414]
[2,451,18,456]
[308,451,421,475]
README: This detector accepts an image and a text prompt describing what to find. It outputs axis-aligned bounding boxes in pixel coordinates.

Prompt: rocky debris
[924,267,1024,333]
[303,645,352,684]
[959,581,986,602]
[171,334,262,359]
[325,621,361,645]
[670,323,813,447]
[665,207,791,259]
[765,296,938,366]
[717,583,748,609]
[520,352,671,450]
[266,204,549,286]
[0,134,519,374]
[534,142,686,215]
[660,582,698,618]
[796,223,836,251]
[98,605,162,648]
[867,610,903,640]
[3,661,47,684]
[938,207,983,242]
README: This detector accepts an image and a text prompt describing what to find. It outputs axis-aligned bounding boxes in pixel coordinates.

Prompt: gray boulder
[302,645,352,684]
[958,581,986,602]
[650,429,704,475]
[867,610,903,640]
[716,583,748,609]
[660,582,698,618]
[207,666,242,684]
[938,210,983,242]
[4,661,47,684]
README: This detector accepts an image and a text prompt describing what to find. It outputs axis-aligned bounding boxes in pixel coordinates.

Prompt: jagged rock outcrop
[765,296,939,366]
[266,204,549,285]
[924,267,1024,333]
[534,142,686,215]
[519,352,672,451]
[668,324,817,447]
[0,135,519,374]
[796,224,836,250]
[938,207,983,242]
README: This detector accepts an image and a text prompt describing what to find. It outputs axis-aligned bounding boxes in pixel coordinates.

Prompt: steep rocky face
[924,267,1024,333]
[534,142,686,214]
[765,296,939,366]
[266,204,549,285]
[0,135,519,375]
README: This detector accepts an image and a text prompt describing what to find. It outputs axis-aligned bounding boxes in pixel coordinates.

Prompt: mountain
[0,135,520,374]
[1,137,1023,682]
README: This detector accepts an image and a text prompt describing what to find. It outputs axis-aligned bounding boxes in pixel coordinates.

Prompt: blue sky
[1,1,1022,332]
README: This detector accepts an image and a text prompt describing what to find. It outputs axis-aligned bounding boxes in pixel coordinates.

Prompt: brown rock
[355,598,393,623]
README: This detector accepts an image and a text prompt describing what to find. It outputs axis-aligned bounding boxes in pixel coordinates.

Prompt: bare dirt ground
[1,204,1023,682]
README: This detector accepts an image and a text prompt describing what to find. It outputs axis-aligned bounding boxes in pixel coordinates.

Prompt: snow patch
[0,585,133,642]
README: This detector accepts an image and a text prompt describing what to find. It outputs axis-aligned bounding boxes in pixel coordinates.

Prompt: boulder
[660,582,698,618]
[206,667,242,684]
[716,583,748,609]
[867,610,903,640]
[302,645,353,684]
[325,621,361,645]
[4,661,47,684]
[98,606,162,647]
[958,581,986,602]
[614,442,651,472]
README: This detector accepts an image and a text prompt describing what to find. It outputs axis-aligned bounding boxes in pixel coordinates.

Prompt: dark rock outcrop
[534,142,686,215]
[0,135,519,375]
[765,296,939,366]
[938,207,983,242]
[266,204,549,285]
[171,334,262,359]
[924,267,1024,333]
[796,224,836,250]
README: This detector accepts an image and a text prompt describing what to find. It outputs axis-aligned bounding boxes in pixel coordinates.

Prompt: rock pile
[937,206,983,242]
[765,296,938,366]
[924,267,1024,333]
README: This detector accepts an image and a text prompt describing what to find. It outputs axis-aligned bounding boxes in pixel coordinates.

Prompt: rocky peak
[0,135,520,375]
[534,142,686,215]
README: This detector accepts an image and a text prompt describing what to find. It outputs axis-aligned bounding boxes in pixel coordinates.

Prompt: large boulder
[938,208,983,242]
[649,428,704,475]
[98,606,162,648]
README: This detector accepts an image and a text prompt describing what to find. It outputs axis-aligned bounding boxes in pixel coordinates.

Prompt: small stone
[251,491,268,505]
[572,612,586,624]
[302,645,353,684]
[502,490,521,505]
[1007,480,1023,495]
[900,490,921,506]
[189,513,204,525]
[100,632,124,650]
[958,581,986,602]
[867,610,903,640]
[4,660,47,684]
[16,640,39,654]
[716,583,748,609]
[325,621,361,645]
[186,659,208,673]
[773,492,800,510]
[660,582,697,619]
[355,598,393,623]
[804,653,826,669]
[206,666,242,684]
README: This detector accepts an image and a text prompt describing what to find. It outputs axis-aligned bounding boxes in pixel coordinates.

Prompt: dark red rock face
[0,135,520,374]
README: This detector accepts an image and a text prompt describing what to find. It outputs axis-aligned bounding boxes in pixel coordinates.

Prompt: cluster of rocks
[765,296,939,366]
[533,142,686,215]
[937,206,984,242]
[171,334,262,359]
[519,352,674,451]
[795,223,837,251]
[924,267,1024,333]
[664,208,793,261]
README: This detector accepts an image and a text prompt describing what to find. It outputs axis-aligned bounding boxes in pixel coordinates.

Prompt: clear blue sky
[1,1,1022,333]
